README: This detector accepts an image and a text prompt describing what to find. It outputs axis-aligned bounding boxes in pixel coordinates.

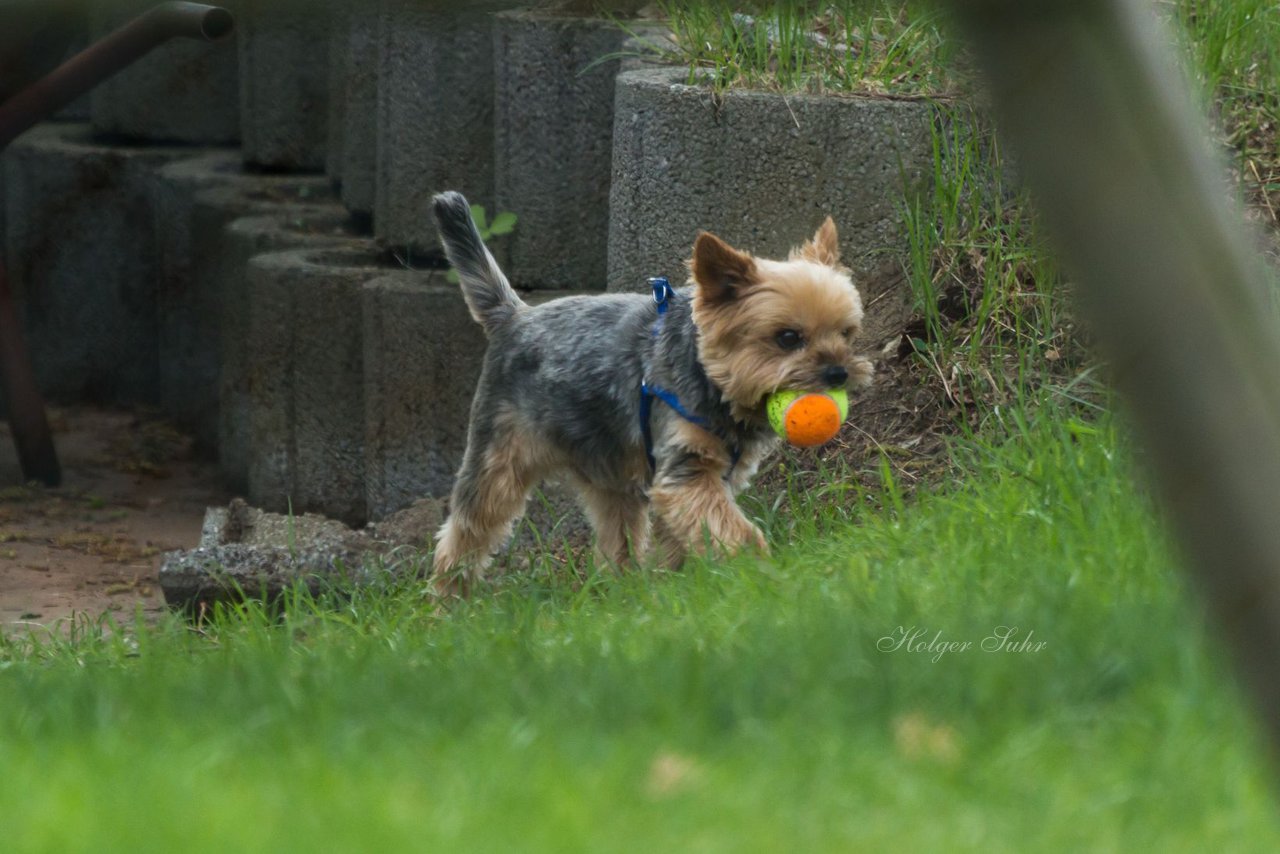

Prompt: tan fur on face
[689,221,870,417]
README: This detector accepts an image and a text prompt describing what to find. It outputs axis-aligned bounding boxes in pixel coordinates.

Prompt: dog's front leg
[648,424,767,566]
[650,465,768,566]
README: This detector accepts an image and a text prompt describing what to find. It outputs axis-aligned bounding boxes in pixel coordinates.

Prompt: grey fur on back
[468,286,770,487]
[432,191,527,334]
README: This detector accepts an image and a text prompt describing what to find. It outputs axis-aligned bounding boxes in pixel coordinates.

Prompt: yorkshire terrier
[430,191,873,595]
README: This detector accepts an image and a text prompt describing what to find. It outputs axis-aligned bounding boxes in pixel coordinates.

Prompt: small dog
[430,191,872,594]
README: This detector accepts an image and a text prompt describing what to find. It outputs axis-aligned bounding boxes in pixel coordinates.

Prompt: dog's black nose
[822,365,849,387]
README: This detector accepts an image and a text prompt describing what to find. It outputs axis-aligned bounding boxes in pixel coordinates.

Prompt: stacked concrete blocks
[492,10,627,290]
[216,206,368,494]
[375,0,519,252]
[328,4,380,220]
[152,152,336,446]
[361,272,485,520]
[87,0,241,143]
[3,124,208,404]
[325,0,352,188]
[607,67,937,303]
[247,246,399,525]
[237,0,332,170]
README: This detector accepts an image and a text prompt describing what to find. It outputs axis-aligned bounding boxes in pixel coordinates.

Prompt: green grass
[899,107,1093,425]
[642,0,960,96]
[2,411,1277,850]
[3,2,1278,848]
[1174,0,1280,130]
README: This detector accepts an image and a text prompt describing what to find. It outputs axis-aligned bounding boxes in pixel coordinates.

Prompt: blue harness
[639,277,741,476]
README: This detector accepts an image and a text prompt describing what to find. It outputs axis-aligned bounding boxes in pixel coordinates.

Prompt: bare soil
[0,406,228,629]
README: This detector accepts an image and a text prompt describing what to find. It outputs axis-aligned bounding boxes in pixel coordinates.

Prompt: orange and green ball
[766,388,849,447]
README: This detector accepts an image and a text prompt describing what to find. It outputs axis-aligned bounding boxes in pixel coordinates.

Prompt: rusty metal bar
[0,2,233,148]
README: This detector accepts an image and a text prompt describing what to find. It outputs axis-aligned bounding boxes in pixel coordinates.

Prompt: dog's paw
[749,524,770,555]
[430,567,475,601]
[710,516,769,557]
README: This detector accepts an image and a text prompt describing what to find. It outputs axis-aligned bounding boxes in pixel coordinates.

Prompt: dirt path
[0,407,228,629]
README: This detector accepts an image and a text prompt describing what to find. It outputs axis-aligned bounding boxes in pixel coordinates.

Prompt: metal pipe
[0,2,234,148]
[0,262,59,486]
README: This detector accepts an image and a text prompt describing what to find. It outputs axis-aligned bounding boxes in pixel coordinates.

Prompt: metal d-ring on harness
[639,276,741,477]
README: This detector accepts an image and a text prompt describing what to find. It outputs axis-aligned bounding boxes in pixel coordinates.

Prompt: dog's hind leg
[431,419,550,597]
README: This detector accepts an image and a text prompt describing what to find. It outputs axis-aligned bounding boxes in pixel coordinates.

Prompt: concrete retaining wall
[246,246,400,524]
[216,207,368,493]
[2,15,944,549]
[153,153,336,447]
[492,10,626,290]
[325,0,352,188]
[3,124,205,404]
[608,66,937,292]
[237,0,332,170]
[375,1,517,252]
[329,5,379,220]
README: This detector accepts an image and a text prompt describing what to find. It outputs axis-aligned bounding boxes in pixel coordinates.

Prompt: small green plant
[1172,0,1280,230]
[445,204,517,283]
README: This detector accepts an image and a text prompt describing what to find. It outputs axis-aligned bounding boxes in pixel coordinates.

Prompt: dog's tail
[432,191,526,335]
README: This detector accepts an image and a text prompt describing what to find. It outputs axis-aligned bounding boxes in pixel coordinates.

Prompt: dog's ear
[794,216,840,267]
[692,231,758,303]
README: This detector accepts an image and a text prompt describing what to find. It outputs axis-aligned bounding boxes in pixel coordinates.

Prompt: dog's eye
[775,329,804,351]
[842,327,855,339]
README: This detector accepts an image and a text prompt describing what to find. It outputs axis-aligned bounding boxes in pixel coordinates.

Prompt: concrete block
[216,207,369,492]
[247,246,401,525]
[325,1,351,187]
[492,10,626,290]
[219,208,370,495]
[87,0,241,144]
[3,123,206,404]
[159,495,446,609]
[375,0,517,251]
[159,498,383,610]
[607,66,937,339]
[152,152,336,446]
[238,0,332,170]
[332,7,379,220]
[361,271,483,519]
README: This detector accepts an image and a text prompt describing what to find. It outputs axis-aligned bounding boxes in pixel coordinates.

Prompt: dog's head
[688,218,873,419]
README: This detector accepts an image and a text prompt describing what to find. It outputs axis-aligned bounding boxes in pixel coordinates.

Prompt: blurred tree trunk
[940,0,1280,758]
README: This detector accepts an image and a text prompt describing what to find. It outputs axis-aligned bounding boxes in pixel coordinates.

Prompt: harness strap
[641,277,741,477]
